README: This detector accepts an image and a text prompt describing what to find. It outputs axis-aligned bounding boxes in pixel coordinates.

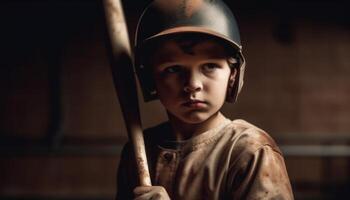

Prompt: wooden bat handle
[103,0,152,186]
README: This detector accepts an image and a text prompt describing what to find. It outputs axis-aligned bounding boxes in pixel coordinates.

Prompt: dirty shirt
[116,119,294,200]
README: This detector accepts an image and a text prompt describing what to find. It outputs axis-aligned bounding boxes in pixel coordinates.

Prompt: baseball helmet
[134,0,246,102]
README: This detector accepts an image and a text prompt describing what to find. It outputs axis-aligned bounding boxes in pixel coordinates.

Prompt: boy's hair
[141,33,240,69]
[134,0,246,103]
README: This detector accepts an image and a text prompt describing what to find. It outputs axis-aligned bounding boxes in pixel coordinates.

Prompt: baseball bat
[102,0,152,186]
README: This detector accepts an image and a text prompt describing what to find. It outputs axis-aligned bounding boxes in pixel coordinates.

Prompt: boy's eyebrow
[155,61,180,69]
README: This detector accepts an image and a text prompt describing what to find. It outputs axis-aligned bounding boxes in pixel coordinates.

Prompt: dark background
[1,0,349,199]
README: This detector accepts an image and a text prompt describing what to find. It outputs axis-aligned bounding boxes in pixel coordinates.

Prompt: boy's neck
[167,112,228,141]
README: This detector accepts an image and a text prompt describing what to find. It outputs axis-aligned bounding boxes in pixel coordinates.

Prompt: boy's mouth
[182,99,207,108]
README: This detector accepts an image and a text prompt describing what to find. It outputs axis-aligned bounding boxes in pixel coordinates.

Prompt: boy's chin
[177,113,213,124]
[167,109,222,125]
[181,118,207,125]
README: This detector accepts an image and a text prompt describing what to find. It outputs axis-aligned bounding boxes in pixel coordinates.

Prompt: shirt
[116,119,294,199]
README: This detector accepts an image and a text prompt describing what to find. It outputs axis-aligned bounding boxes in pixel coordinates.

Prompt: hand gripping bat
[102,0,152,186]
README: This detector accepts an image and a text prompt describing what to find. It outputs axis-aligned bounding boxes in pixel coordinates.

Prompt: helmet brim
[141,26,242,52]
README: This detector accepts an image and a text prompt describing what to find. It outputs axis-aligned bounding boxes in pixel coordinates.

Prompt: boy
[117,0,294,199]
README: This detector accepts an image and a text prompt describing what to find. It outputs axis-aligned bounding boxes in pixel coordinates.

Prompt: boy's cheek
[156,79,182,92]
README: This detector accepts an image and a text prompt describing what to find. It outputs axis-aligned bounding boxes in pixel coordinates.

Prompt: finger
[135,193,162,200]
[134,186,153,195]
[134,192,152,200]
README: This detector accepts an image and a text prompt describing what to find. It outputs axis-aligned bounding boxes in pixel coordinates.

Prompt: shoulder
[223,120,293,199]
[222,119,282,160]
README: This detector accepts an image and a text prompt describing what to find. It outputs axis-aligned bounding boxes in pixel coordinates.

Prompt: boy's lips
[182,99,207,108]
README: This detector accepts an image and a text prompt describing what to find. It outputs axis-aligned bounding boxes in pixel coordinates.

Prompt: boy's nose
[183,72,202,93]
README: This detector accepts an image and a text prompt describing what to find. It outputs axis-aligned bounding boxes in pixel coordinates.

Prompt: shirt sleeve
[116,143,136,200]
[228,145,294,200]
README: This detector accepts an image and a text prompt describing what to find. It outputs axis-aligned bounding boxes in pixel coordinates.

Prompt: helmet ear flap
[135,62,158,102]
[226,52,246,103]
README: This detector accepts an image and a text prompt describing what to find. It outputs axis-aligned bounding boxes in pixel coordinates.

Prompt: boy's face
[150,38,236,124]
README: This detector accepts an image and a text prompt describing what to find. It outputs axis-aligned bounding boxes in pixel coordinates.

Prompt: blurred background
[0,0,349,199]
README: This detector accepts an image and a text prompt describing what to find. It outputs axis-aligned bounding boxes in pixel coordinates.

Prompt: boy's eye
[164,65,181,74]
[202,63,220,72]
